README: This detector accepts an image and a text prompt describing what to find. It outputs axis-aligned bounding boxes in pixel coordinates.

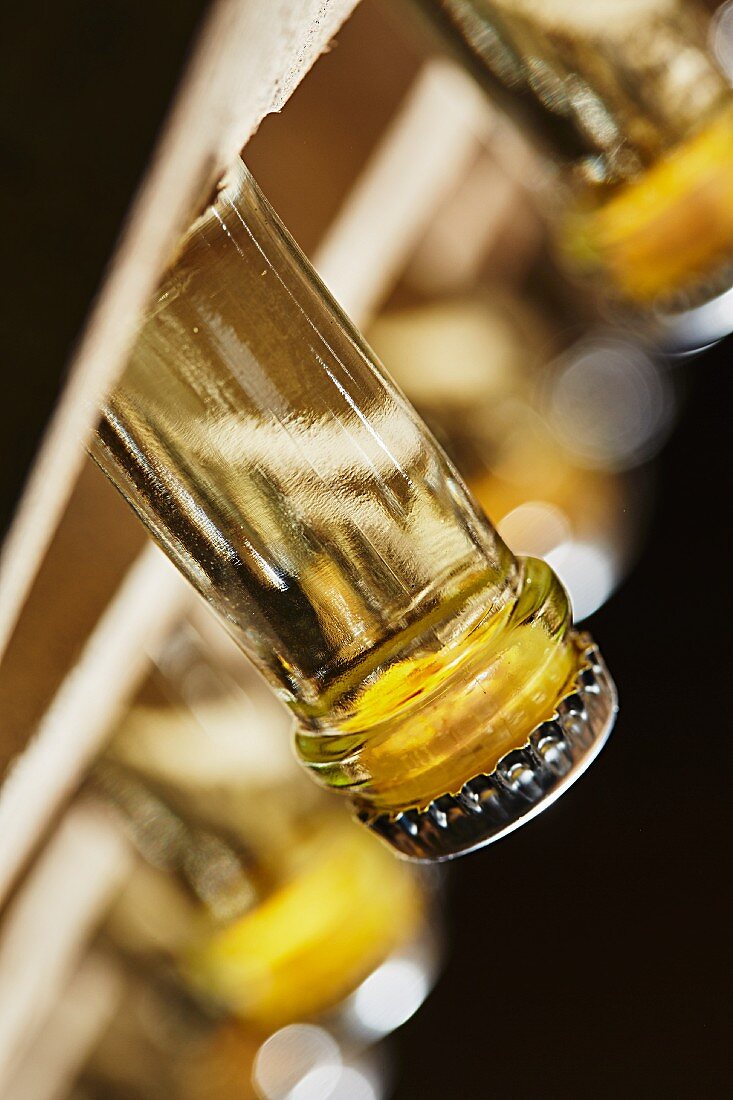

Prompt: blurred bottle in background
[369,299,667,621]
[363,109,674,620]
[414,0,733,349]
[73,618,439,1100]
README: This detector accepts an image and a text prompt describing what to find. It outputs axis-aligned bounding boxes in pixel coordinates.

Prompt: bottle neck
[93,161,515,714]
[93,161,607,835]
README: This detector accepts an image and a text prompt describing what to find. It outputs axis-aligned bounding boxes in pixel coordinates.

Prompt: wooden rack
[0,2,511,1089]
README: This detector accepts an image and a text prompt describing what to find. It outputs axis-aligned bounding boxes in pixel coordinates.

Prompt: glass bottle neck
[92,160,607,834]
[93,161,516,715]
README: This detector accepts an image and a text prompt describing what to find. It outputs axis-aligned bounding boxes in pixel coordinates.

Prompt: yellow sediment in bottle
[297,557,582,813]
[565,106,733,302]
[184,820,422,1031]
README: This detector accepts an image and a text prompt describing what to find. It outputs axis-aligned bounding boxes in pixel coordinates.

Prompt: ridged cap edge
[355,633,617,862]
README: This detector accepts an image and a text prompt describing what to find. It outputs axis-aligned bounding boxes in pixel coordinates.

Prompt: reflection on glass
[91,160,616,856]
[78,623,436,1099]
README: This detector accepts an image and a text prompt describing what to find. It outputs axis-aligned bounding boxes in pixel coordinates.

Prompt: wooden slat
[314,59,493,327]
[0,0,360,664]
[2,954,125,1100]
[0,464,146,775]
[0,802,131,1090]
[0,545,191,907]
[245,0,423,256]
[403,114,546,295]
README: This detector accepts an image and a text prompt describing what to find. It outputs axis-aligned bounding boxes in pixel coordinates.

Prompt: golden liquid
[184,820,423,1030]
[94,162,580,816]
[298,557,579,811]
[566,105,733,302]
[99,760,426,1031]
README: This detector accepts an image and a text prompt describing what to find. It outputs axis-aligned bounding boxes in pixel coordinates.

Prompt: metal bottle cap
[355,633,617,862]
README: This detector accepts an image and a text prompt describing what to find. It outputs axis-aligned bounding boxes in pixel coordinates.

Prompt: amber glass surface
[92,161,581,814]
[424,0,733,308]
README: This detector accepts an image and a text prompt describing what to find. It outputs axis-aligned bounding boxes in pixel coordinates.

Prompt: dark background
[392,347,732,1098]
[0,0,208,537]
[2,2,730,1098]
